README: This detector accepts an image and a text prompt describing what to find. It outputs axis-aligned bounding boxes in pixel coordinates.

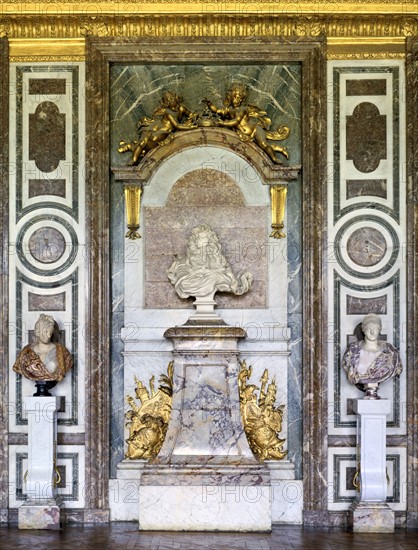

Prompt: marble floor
[0,524,417,550]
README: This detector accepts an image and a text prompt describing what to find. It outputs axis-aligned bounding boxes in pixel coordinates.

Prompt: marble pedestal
[18,396,63,530]
[138,322,272,531]
[348,399,394,533]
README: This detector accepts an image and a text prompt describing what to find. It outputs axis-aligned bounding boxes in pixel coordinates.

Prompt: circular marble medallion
[29,227,66,264]
[346,227,387,267]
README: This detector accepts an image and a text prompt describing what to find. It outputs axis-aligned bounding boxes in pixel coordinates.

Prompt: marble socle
[138,322,272,531]
[348,399,394,533]
[18,397,64,529]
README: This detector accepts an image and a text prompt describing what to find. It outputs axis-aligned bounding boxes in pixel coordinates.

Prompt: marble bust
[167,224,253,309]
[13,314,73,389]
[342,313,402,399]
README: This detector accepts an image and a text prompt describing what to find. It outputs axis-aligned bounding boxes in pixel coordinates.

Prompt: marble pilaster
[0,37,9,524]
[85,37,111,522]
[406,37,418,530]
[300,38,328,525]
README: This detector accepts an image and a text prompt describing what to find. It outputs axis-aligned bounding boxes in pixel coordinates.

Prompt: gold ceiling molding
[3,14,415,60]
[1,14,416,39]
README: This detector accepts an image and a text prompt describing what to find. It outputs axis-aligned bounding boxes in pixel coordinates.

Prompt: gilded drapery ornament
[125,361,174,460]
[238,360,287,461]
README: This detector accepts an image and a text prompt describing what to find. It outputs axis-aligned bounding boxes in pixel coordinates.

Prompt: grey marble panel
[110,183,126,478]
[287,177,302,479]
[110,63,301,168]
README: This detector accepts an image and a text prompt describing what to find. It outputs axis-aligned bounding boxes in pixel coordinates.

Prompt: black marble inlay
[28,291,66,311]
[346,79,387,96]
[29,102,65,173]
[29,179,66,198]
[346,102,387,173]
[346,295,387,315]
[29,78,67,96]
[346,179,387,199]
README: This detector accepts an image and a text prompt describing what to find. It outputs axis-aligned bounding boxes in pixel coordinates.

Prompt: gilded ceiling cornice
[1,14,416,38]
[2,10,416,60]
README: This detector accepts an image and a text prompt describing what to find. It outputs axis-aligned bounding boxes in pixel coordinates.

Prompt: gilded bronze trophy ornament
[118,85,290,167]
[125,361,174,460]
[238,359,287,461]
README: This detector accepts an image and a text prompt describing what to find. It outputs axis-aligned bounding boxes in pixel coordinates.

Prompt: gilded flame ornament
[238,360,287,461]
[125,361,174,460]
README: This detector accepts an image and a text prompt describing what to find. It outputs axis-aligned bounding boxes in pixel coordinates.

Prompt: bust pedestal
[138,322,272,531]
[18,396,63,530]
[348,399,394,533]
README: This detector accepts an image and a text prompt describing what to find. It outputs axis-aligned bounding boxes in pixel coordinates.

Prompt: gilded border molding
[1,1,416,13]
[1,14,417,41]
[3,14,415,60]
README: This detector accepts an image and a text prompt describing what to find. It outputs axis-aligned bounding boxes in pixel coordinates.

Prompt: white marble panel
[139,485,272,531]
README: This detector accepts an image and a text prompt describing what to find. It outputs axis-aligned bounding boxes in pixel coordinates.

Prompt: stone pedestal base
[110,460,147,521]
[18,497,64,530]
[139,458,271,531]
[348,501,394,533]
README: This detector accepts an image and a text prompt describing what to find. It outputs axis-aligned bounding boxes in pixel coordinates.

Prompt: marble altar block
[348,399,394,533]
[18,396,63,530]
[138,322,272,531]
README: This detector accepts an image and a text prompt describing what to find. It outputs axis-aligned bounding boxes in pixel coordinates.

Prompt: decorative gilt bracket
[270,184,288,239]
[124,185,142,240]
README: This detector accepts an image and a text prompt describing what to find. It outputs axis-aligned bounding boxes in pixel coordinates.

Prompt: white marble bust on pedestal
[167,223,253,320]
[342,313,402,399]
[342,313,403,533]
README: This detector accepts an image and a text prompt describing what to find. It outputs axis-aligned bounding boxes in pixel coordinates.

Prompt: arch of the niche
[142,145,269,208]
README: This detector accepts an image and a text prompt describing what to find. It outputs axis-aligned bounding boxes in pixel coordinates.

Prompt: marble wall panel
[7,63,87,517]
[110,63,301,170]
[327,61,407,513]
[144,204,269,309]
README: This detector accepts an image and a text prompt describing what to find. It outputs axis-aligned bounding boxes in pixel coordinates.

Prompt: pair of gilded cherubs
[118,83,289,165]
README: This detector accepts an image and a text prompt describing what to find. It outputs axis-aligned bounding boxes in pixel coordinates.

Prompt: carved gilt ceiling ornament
[1,2,414,61]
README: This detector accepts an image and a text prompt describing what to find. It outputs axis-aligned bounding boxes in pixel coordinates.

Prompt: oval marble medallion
[29,227,66,264]
[346,227,387,267]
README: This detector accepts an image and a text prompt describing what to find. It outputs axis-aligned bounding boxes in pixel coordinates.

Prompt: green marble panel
[110,63,302,166]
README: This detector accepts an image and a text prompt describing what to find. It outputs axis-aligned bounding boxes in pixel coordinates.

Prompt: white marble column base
[348,501,394,533]
[18,497,63,530]
[139,484,271,531]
